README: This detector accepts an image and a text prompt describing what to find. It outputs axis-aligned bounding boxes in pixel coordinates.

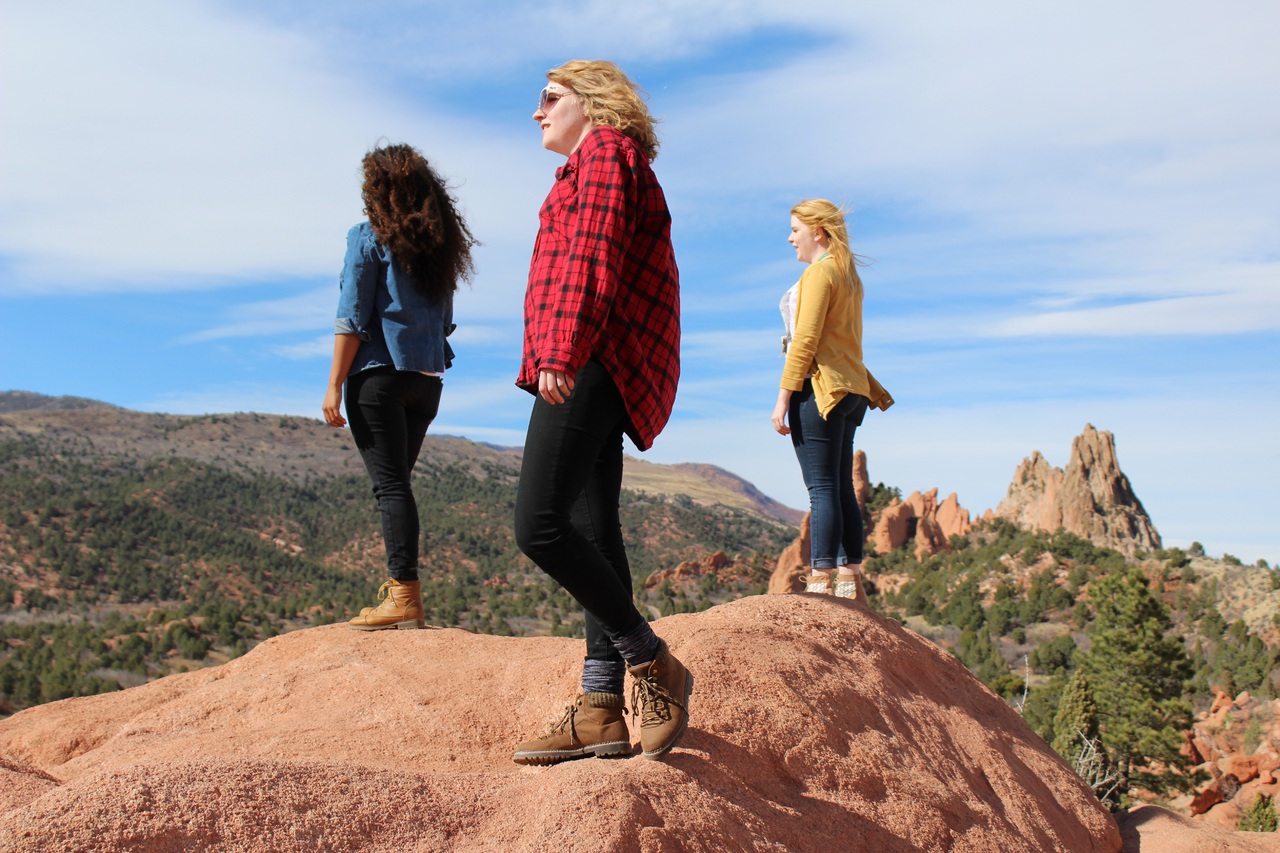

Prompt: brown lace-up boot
[512,693,631,765]
[347,578,425,631]
[628,640,693,760]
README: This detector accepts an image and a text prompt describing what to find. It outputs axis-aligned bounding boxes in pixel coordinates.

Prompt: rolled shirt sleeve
[334,224,379,340]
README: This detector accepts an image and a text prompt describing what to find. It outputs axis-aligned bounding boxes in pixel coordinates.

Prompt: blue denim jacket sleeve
[443,296,456,369]
[334,224,378,340]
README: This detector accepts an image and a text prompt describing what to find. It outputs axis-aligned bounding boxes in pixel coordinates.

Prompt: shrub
[1238,794,1278,833]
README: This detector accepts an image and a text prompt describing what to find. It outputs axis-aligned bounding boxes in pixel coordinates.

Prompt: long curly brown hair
[361,144,476,301]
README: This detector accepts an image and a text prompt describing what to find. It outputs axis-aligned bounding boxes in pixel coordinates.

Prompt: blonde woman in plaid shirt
[511,60,692,766]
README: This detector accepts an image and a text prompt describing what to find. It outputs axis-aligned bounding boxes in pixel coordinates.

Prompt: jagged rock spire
[997,424,1160,555]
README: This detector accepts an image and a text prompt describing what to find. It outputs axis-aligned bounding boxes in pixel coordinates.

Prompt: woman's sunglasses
[538,85,573,112]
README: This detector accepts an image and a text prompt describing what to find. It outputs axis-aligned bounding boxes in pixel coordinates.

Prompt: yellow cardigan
[780,256,893,418]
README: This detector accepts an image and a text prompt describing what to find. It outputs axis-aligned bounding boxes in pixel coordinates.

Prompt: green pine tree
[1051,669,1100,757]
[1075,569,1194,797]
[1238,794,1278,833]
[1050,669,1124,809]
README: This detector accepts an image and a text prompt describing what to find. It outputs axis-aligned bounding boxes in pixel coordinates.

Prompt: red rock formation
[871,488,973,560]
[1180,691,1280,833]
[871,497,914,556]
[936,492,972,540]
[997,424,1161,556]
[645,550,734,591]
[769,514,810,594]
[852,449,873,533]
[0,596,1123,853]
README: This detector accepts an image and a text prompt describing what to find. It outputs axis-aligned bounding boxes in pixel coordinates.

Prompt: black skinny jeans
[514,360,644,664]
[345,367,441,582]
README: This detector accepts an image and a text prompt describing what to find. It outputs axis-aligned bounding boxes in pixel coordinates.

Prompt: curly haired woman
[322,143,475,630]
[510,60,692,765]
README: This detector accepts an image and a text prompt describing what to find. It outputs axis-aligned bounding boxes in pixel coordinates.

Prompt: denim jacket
[334,222,455,376]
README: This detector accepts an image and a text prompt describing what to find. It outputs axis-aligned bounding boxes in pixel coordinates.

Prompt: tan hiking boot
[512,693,632,765]
[628,640,693,760]
[348,579,424,631]
[834,571,867,603]
[804,572,832,593]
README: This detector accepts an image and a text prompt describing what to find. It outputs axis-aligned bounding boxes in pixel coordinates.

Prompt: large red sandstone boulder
[0,596,1121,853]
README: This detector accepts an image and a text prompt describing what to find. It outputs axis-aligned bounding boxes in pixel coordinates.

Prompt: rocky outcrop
[644,550,733,590]
[997,424,1160,556]
[0,596,1122,853]
[1178,690,1280,832]
[871,488,973,560]
[769,513,811,594]
[772,450,976,587]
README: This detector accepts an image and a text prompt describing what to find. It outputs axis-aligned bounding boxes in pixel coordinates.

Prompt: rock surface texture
[997,424,1161,555]
[1116,805,1280,852]
[0,595,1123,853]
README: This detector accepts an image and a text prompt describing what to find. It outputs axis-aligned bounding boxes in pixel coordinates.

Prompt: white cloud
[991,275,1280,338]
[659,2,1280,336]
[273,336,332,360]
[0,0,550,294]
[182,287,332,342]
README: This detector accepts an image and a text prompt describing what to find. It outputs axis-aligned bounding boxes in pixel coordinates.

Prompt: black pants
[514,360,643,663]
[345,368,441,581]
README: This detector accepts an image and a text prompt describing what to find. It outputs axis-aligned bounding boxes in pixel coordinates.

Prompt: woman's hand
[324,334,360,428]
[772,388,792,435]
[322,385,346,428]
[538,368,575,405]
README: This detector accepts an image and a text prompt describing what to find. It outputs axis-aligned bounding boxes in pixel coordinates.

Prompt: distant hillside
[0,391,800,524]
[0,392,796,714]
[0,391,110,414]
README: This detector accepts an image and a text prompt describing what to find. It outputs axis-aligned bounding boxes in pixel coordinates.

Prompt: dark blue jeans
[790,381,869,569]
[345,367,441,582]
[514,360,643,664]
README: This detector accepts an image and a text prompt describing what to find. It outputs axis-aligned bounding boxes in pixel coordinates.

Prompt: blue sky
[2,1,1278,564]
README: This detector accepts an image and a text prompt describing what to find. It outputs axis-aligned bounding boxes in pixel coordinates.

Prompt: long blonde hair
[791,199,862,288]
[548,60,660,161]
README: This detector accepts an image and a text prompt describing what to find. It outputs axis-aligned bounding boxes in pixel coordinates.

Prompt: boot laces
[375,581,391,602]
[631,674,685,728]
[546,703,579,737]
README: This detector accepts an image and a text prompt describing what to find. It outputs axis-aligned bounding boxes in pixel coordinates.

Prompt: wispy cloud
[273,336,332,360]
[181,288,332,343]
[991,279,1280,338]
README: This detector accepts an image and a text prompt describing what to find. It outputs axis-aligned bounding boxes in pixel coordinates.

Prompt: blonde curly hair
[548,59,660,161]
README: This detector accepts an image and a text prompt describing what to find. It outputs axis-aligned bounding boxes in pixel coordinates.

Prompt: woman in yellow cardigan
[771,199,892,599]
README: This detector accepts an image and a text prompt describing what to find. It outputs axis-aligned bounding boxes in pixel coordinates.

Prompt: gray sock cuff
[613,620,660,667]
[581,659,626,695]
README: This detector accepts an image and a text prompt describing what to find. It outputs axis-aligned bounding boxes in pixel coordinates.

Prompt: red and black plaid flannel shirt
[518,125,681,451]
